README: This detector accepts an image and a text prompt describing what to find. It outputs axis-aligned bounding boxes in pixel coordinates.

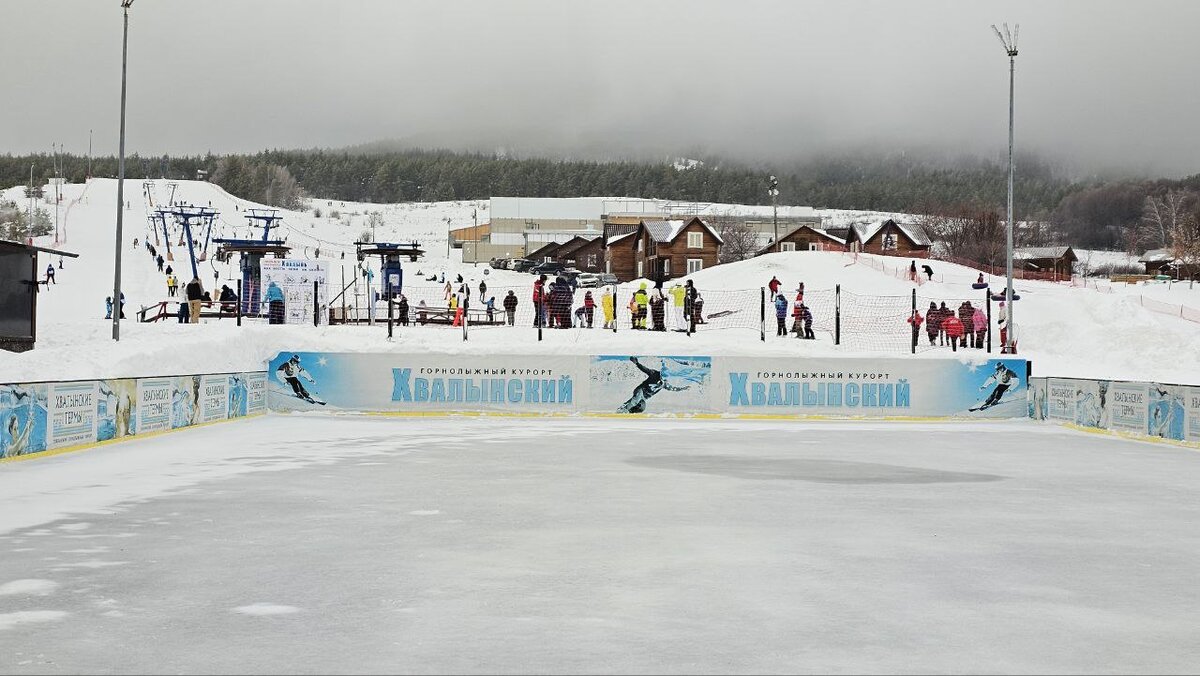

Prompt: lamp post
[992,23,1018,353]
[112,0,133,341]
[27,163,34,244]
[768,175,780,252]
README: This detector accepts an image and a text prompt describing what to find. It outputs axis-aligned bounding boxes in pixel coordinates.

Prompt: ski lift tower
[355,241,425,299]
[212,208,291,315]
[167,204,218,281]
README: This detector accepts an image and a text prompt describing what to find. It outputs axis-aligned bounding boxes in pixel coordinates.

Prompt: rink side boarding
[4,353,1198,464]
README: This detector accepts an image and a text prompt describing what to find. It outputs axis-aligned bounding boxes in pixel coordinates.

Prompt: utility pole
[992,23,1019,353]
[444,216,452,259]
[88,129,93,180]
[768,175,780,252]
[113,0,134,341]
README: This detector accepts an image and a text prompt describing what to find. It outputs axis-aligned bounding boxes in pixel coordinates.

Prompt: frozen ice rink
[2,416,1199,674]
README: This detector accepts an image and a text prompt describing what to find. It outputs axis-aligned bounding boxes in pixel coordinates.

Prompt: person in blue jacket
[773,293,788,336]
[264,281,286,324]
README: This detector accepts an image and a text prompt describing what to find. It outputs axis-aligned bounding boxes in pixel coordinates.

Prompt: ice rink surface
[2,416,1199,674]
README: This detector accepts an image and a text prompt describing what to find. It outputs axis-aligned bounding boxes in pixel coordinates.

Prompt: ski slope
[1,178,1198,385]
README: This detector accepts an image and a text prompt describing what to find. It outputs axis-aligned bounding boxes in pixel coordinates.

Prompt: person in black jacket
[502,291,517,326]
[398,294,409,326]
[185,277,204,324]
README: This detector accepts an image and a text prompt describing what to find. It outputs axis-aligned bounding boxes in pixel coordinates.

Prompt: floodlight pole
[994,23,1019,353]
[769,175,779,252]
[112,0,133,341]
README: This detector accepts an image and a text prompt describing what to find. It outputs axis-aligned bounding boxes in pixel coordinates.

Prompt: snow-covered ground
[2,415,1200,674]
[2,178,1198,386]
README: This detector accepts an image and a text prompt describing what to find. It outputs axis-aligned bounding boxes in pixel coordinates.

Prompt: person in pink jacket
[972,307,988,348]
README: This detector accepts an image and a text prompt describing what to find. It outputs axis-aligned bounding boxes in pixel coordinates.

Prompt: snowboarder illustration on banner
[972,362,1020,411]
[276,355,325,405]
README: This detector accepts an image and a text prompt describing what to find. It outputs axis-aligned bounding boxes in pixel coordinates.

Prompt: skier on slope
[276,355,318,403]
[976,362,1020,411]
[618,357,690,414]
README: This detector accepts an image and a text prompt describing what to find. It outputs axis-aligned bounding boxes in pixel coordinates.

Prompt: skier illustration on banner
[276,355,325,405]
[617,356,697,413]
[971,362,1021,412]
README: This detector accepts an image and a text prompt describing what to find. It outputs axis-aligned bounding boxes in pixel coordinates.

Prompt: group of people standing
[909,300,988,351]
[768,276,814,339]
[627,280,701,332]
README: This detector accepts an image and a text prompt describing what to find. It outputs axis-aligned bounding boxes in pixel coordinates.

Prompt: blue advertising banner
[0,371,267,461]
[0,383,48,458]
[719,358,1028,418]
[267,352,584,413]
[267,352,1029,420]
[1031,376,1199,446]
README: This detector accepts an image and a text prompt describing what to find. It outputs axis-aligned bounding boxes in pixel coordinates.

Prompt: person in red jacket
[532,275,547,328]
[768,276,781,295]
[941,313,965,351]
[907,308,924,347]
[582,290,596,328]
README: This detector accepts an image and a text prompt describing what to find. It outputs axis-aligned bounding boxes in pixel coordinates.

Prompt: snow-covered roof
[1014,246,1073,260]
[642,217,725,246]
[644,220,687,243]
[607,231,636,246]
[1139,248,1175,263]
[850,220,931,247]
[491,197,656,221]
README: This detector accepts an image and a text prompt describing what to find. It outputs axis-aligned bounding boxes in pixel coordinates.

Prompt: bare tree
[715,221,759,263]
[918,203,1007,266]
[1167,207,1200,286]
[1136,190,1191,252]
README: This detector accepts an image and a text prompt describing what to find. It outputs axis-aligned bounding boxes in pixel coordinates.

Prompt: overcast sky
[2,0,1198,176]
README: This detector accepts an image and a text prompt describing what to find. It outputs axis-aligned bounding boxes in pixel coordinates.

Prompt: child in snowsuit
[582,291,595,328]
[774,293,788,336]
[942,313,965,351]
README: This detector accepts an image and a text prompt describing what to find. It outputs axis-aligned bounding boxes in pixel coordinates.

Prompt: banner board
[260,258,328,325]
[0,371,266,461]
[1030,376,1199,446]
[267,352,1029,420]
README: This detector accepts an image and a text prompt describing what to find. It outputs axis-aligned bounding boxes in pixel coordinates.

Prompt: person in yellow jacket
[633,283,649,329]
[668,283,685,331]
[601,289,615,329]
[166,274,178,297]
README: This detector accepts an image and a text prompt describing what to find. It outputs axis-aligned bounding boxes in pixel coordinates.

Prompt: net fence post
[386,280,393,340]
[313,280,319,327]
[760,287,766,342]
[462,292,469,342]
[911,288,917,354]
[610,284,618,333]
[537,298,543,342]
[236,279,242,327]
[835,284,841,346]
[986,287,992,353]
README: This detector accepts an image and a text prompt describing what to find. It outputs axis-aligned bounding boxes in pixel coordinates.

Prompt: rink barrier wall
[1028,376,1200,448]
[0,371,268,463]
[267,352,1031,420]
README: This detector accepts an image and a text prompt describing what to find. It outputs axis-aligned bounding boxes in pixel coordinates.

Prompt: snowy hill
[1,178,1198,386]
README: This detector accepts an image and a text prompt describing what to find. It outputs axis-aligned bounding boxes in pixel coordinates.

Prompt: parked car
[510,258,535,272]
[531,261,567,276]
[489,257,509,270]
[576,273,601,288]
[597,273,619,286]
